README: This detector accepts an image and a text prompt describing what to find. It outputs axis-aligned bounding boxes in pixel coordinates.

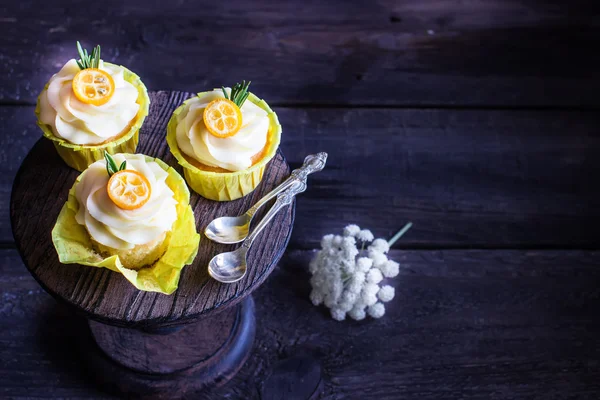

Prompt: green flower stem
[388,222,412,247]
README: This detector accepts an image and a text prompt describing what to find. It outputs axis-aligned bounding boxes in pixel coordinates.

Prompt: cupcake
[35,42,150,171]
[52,152,199,294]
[167,81,282,201]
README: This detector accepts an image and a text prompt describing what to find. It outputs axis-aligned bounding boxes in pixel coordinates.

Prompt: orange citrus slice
[107,170,152,210]
[203,98,243,138]
[72,68,115,106]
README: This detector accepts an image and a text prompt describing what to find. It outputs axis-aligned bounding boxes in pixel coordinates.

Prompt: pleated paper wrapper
[35,62,150,172]
[167,91,282,201]
[51,155,200,295]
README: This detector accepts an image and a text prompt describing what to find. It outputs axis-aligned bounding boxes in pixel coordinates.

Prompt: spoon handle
[246,152,327,217]
[242,180,307,249]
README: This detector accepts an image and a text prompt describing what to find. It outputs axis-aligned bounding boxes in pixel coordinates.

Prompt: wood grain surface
[10,91,294,329]
[2,249,599,399]
[2,0,600,398]
[1,0,599,107]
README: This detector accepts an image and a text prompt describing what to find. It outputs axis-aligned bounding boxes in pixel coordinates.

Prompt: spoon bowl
[208,247,248,283]
[205,215,252,244]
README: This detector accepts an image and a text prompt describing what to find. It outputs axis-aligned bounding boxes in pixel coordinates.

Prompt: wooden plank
[279,106,600,249]
[2,249,600,398]
[0,105,39,240]
[1,0,599,106]
[2,99,599,248]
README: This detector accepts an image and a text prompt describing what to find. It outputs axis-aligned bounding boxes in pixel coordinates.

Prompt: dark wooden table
[1,1,600,399]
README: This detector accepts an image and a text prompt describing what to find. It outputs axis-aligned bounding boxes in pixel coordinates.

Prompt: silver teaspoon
[204,152,327,244]
[208,180,307,283]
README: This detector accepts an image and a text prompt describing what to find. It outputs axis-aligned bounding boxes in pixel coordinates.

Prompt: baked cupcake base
[91,231,169,271]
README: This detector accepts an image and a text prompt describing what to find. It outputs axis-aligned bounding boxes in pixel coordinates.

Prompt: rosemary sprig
[104,151,126,177]
[222,80,251,108]
[76,41,101,70]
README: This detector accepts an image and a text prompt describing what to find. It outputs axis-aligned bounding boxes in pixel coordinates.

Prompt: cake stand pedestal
[10,91,295,398]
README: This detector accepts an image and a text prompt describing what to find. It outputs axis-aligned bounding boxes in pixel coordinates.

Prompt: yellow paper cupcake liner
[35,62,150,172]
[51,155,200,295]
[167,92,282,201]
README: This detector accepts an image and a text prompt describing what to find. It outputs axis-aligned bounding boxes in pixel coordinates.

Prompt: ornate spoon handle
[246,152,327,218]
[242,180,307,249]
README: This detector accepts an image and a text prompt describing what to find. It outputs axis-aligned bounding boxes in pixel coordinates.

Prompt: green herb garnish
[104,151,126,177]
[76,41,101,70]
[222,80,251,108]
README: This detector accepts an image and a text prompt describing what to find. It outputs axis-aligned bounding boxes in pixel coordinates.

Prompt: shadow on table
[34,302,118,399]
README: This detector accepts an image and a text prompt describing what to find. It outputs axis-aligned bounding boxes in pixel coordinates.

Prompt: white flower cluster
[309,224,399,321]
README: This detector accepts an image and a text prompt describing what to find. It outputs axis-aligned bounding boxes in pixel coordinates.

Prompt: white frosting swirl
[74,154,178,250]
[176,89,270,171]
[39,59,140,145]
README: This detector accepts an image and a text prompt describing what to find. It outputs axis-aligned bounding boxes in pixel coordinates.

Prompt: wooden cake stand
[10,91,294,398]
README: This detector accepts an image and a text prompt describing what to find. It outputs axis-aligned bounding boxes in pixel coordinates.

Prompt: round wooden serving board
[11,90,294,329]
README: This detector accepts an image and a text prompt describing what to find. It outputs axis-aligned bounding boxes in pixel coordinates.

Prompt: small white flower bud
[320,234,335,249]
[363,283,380,297]
[342,236,356,247]
[331,308,346,321]
[348,305,366,321]
[368,251,388,268]
[332,235,343,246]
[379,260,399,278]
[369,238,390,254]
[339,301,354,312]
[366,268,383,284]
[367,302,385,318]
[377,285,395,302]
[352,271,365,285]
[342,290,357,304]
[347,278,364,294]
[362,283,379,306]
[356,257,373,272]
[353,299,365,309]
[343,224,361,237]
[357,229,374,242]
[365,293,378,306]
